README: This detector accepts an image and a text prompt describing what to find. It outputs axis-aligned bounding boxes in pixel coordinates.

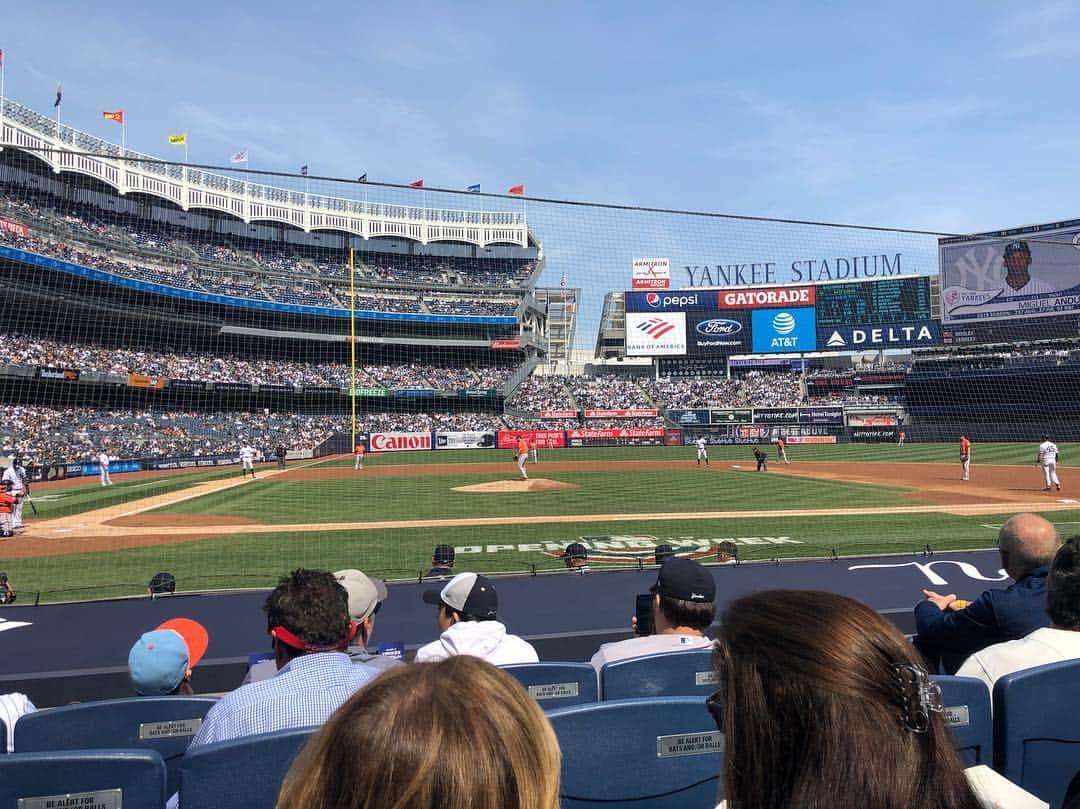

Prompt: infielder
[516,436,529,480]
[695,436,709,467]
[98,450,112,486]
[240,445,256,479]
[529,438,538,465]
[776,436,790,465]
[354,442,366,470]
[1038,435,1061,492]
[959,435,971,481]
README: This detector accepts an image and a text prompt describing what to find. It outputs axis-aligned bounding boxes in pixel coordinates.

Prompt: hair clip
[891,662,943,733]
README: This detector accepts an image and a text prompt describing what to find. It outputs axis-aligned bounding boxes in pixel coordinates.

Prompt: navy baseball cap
[654,544,676,565]
[563,542,588,560]
[651,557,716,603]
[1004,240,1031,257]
[432,544,455,564]
[423,572,498,619]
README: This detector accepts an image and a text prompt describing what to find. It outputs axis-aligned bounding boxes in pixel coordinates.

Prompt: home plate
[731,465,743,469]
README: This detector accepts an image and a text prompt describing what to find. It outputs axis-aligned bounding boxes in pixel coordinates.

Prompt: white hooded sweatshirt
[415,619,539,665]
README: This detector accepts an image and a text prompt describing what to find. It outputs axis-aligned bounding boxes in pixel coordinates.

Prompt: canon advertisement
[368,432,433,452]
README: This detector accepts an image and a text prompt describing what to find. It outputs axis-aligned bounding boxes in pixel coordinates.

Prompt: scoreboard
[816,277,932,328]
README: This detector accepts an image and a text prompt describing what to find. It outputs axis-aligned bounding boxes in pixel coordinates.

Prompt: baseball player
[1038,435,1061,492]
[695,436,709,467]
[239,445,256,479]
[98,450,112,486]
[354,441,366,470]
[776,436,790,465]
[959,435,971,481]
[529,438,538,465]
[10,458,27,529]
[516,436,529,480]
[2,460,24,531]
[0,481,15,538]
[897,430,906,447]
[753,446,769,472]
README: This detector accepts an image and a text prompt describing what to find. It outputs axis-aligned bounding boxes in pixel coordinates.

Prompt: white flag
[230,150,248,164]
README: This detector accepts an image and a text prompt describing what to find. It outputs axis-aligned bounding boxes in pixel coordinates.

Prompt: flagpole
[121,120,126,157]
[0,56,6,149]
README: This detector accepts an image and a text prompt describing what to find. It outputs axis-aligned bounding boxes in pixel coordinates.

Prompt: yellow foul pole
[350,248,357,449]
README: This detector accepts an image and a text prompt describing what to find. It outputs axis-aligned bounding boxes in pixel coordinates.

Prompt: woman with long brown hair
[275,655,560,809]
[712,589,984,809]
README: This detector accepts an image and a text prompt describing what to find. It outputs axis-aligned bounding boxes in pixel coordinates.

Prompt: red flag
[103,110,124,124]
[0,50,4,67]
[508,184,524,195]
[409,179,424,188]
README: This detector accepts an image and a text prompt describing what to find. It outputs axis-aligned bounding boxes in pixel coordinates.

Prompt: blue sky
[4,1,1078,342]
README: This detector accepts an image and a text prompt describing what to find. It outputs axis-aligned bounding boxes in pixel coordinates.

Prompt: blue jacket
[914,566,1050,666]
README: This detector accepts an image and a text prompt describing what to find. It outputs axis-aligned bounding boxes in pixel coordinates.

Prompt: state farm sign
[368,432,432,452]
[717,286,815,309]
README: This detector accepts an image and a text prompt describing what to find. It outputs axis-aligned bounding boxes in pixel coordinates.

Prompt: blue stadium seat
[932,675,992,766]
[0,718,6,754]
[501,662,599,709]
[994,659,1080,808]
[14,696,216,795]
[177,727,314,809]
[547,696,722,809]
[0,749,166,809]
[600,650,716,700]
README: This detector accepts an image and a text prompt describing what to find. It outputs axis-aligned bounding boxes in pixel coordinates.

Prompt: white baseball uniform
[240,446,256,476]
[98,452,112,486]
[1,463,21,531]
[1038,440,1061,491]
[695,437,708,465]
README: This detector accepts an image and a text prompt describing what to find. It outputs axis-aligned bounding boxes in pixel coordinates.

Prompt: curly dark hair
[265,569,350,647]
[658,594,715,632]
[1048,537,1080,630]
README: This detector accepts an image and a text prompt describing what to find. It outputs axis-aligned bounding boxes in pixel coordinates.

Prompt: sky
[4,1,1079,342]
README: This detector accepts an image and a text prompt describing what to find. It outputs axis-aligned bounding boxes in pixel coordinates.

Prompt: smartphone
[635,593,655,636]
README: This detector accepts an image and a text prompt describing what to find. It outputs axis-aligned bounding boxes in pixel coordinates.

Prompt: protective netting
[0,94,1077,603]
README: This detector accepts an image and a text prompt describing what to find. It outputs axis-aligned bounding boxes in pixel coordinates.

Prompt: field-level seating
[14,696,217,795]
[177,727,314,809]
[933,675,993,766]
[600,649,717,700]
[994,659,1080,808]
[0,749,166,809]
[501,662,599,709]
[546,696,722,809]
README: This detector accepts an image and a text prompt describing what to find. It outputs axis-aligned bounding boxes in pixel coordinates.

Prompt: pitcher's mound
[452,478,578,494]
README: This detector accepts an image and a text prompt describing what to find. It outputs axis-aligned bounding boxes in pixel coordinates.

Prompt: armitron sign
[632,257,671,290]
[368,432,433,452]
[718,286,815,309]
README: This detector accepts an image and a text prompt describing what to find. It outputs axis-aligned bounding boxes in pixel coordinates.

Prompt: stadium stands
[0,749,167,808]
[933,675,994,767]
[599,650,717,701]
[500,662,599,709]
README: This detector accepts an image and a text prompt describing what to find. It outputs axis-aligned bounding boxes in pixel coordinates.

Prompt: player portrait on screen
[1000,241,1055,297]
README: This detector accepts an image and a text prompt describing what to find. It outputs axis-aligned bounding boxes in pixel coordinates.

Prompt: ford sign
[696,318,743,336]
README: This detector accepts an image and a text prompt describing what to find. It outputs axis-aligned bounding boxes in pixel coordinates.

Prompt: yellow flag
[168,133,187,145]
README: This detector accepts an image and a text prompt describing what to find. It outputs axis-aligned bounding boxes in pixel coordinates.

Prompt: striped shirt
[189,652,378,748]
[0,692,36,752]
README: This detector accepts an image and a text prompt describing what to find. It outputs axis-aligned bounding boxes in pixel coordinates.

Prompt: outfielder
[516,436,529,480]
[776,436,790,465]
[1038,435,1061,492]
[98,450,112,486]
[897,430,906,447]
[354,442,366,470]
[695,436,709,467]
[240,445,257,479]
[959,435,971,481]
[529,438,538,465]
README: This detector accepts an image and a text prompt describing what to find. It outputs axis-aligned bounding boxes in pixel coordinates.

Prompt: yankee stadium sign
[685,253,903,287]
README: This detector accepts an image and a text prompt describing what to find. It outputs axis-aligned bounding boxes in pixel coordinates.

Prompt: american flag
[230,150,248,164]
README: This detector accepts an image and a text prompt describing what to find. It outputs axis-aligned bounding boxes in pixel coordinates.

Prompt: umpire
[753,446,769,472]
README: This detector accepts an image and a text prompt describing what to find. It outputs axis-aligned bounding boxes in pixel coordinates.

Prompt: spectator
[148,571,176,597]
[0,692,36,752]
[0,571,14,604]
[274,656,560,809]
[590,557,716,672]
[416,573,538,664]
[712,590,985,809]
[957,536,1080,691]
[128,618,209,696]
[333,569,402,673]
[562,542,590,573]
[424,543,456,579]
[654,544,675,565]
[914,513,1060,674]
[189,569,379,747]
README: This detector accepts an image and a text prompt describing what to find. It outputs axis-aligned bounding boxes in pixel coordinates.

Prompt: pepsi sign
[626,291,714,312]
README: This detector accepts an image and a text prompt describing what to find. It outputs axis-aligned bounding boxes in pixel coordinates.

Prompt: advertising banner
[807,376,854,391]
[751,307,817,353]
[583,408,658,418]
[851,427,899,442]
[37,367,80,382]
[213,382,253,391]
[368,432,434,452]
[665,428,684,446]
[458,389,498,398]
[497,430,566,449]
[718,286,815,309]
[940,225,1080,325]
[686,311,750,355]
[0,218,28,238]
[566,427,666,447]
[753,408,802,424]
[540,409,578,419]
[709,408,754,425]
[151,454,240,470]
[80,460,143,475]
[625,291,714,312]
[351,387,388,397]
[625,312,687,356]
[304,386,341,394]
[631,257,671,290]
[784,435,838,444]
[668,409,711,426]
[738,424,771,439]
[168,379,206,390]
[258,383,295,392]
[846,413,899,427]
[435,431,497,449]
[854,371,906,384]
[489,339,521,349]
[394,388,435,398]
[127,373,166,389]
[800,406,844,425]
[818,321,941,350]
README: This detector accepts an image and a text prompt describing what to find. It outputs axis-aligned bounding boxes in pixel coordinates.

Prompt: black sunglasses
[706,690,723,732]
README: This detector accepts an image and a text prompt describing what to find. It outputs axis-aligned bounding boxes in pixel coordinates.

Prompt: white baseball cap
[333,569,388,622]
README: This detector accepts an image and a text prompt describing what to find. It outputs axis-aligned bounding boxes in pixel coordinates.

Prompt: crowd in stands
[638,376,745,408]
[506,376,574,413]
[911,341,1080,373]
[567,375,654,410]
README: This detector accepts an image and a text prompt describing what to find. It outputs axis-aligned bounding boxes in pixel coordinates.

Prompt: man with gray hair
[913,512,1061,673]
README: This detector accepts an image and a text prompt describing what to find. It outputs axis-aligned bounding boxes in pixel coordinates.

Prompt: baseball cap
[148,572,176,595]
[650,557,716,603]
[422,572,498,619]
[432,544,455,565]
[334,569,388,622]
[654,544,675,565]
[563,542,588,560]
[128,617,209,696]
[1004,240,1031,257]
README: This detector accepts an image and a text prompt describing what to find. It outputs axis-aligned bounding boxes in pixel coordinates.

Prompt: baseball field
[4,442,1079,603]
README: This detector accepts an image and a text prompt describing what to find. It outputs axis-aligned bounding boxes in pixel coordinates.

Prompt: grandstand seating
[546,696,722,809]
[14,696,217,796]
[177,727,313,809]
[599,650,717,701]
[993,659,1080,808]
[0,749,166,808]
[0,718,5,754]
[501,662,599,709]
[933,675,993,767]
